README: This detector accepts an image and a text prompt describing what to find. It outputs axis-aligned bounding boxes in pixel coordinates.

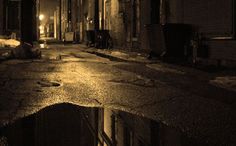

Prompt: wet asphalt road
[0,44,235,145]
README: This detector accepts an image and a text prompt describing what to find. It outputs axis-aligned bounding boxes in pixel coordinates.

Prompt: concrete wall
[61,0,68,35]
[109,0,126,47]
[140,0,151,51]
[87,0,95,30]
[71,0,78,31]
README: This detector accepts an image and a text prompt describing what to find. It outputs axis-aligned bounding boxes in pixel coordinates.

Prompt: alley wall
[0,0,4,35]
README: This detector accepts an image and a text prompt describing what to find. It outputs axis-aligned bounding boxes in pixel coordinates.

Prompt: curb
[82,47,156,64]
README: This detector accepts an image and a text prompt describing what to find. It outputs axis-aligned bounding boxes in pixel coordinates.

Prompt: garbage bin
[75,31,80,43]
[64,32,74,43]
[86,30,95,47]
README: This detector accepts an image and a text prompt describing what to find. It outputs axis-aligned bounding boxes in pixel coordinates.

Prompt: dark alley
[0,0,236,146]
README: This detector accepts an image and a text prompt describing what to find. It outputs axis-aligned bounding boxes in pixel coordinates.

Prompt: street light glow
[39,25,43,30]
[39,14,45,21]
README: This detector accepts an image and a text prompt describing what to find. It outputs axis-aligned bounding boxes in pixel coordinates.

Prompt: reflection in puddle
[0,104,207,146]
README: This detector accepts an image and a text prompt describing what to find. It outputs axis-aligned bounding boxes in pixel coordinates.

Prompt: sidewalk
[80,44,236,94]
[80,44,155,64]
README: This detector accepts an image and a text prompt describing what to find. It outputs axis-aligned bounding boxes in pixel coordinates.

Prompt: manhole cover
[37,80,61,87]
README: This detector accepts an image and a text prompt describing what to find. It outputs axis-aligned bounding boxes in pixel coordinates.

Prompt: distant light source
[39,25,43,30]
[39,14,45,21]
[40,29,44,34]
[39,25,45,34]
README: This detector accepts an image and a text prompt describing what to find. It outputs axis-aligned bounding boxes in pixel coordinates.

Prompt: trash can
[75,31,80,43]
[64,32,74,43]
[86,30,95,47]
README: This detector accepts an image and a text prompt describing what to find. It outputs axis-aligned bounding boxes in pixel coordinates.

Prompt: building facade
[0,0,37,43]
[0,0,4,35]
[1,0,236,66]
[163,0,236,66]
[71,0,160,50]
[0,0,21,37]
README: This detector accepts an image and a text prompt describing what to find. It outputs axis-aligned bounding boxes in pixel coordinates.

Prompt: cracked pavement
[0,44,236,145]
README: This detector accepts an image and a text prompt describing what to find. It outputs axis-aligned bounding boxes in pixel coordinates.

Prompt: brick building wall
[0,0,4,35]
[105,0,154,49]
[166,0,233,37]
[165,0,236,65]
[78,0,158,50]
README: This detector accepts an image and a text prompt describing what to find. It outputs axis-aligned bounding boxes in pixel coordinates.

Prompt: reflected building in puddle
[82,107,205,146]
[0,104,207,146]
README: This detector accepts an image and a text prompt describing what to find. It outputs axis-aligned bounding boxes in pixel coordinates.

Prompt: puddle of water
[0,104,208,146]
[87,51,125,62]
[37,80,61,87]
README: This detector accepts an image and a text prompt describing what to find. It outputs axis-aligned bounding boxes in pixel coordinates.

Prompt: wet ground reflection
[0,103,208,146]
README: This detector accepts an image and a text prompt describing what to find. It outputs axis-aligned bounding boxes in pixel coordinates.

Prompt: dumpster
[95,30,113,49]
[144,24,193,60]
[162,23,193,59]
[143,24,166,57]
[75,31,80,43]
